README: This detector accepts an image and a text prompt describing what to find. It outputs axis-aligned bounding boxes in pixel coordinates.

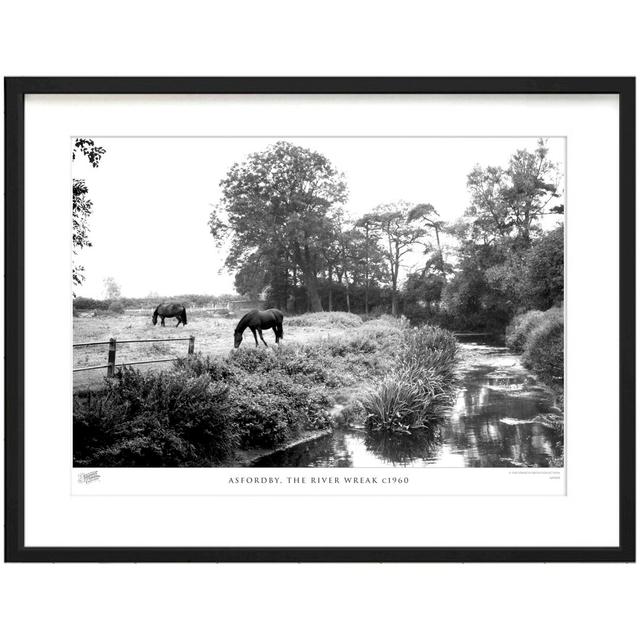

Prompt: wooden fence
[73,336,195,377]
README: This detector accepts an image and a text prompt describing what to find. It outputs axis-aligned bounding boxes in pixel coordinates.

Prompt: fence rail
[73,336,195,376]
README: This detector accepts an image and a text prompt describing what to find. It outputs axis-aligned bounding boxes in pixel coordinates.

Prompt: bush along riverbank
[506,306,564,394]
[505,306,564,461]
[73,313,459,467]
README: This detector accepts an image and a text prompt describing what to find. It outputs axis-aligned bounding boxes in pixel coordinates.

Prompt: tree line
[73,292,247,311]
[209,139,564,329]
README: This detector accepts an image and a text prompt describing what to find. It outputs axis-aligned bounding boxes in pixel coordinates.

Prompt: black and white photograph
[72,135,565,469]
[2,5,636,635]
[5,74,634,568]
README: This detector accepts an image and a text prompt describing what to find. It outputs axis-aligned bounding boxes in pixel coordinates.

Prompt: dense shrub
[226,374,332,448]
[522,309,564,387]
[322,334,377,357]
[226,347,275,372]
[270,345,338,385]
[225,346,325,376]
[203,352,333,447]
[174,354,235,381]
[505,310,546,353]
[225,387,291,448]
[74,367,237,467]
[75,356,334,465]
[227,338,386,387]
[504,306,564,390]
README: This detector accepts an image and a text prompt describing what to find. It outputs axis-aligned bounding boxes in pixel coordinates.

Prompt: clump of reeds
[361,325,458,433]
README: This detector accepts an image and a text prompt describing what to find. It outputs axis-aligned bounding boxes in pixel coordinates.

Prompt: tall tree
[209,142,347,312]
[442,140,564,329]
[464,138,561,246]
[103,276,121,299]
[354,215,383,314]
[332,227,364,314]
[320,215,344,312]
[72,138,106,290]
[365,201,428,316]
[232,253,271,300]
[407,202,447,277]
[522,224,564,309]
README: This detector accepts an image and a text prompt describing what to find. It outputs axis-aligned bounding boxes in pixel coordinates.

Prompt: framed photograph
[4,77,635,562]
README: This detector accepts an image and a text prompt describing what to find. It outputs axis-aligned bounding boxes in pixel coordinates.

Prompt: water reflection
[252,341,563,468]
[363,429,438,465]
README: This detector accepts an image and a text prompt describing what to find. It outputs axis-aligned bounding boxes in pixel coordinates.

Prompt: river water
[252,337,564,468]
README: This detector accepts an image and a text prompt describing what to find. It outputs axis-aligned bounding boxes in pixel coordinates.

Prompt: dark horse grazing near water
[152,302,188,327]
[234,309,284,348]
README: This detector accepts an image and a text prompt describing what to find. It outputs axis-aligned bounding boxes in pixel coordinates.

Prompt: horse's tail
[152,306,159,325]
[181,307,188,325]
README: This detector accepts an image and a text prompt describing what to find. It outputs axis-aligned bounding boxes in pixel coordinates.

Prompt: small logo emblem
[78,470,101,484]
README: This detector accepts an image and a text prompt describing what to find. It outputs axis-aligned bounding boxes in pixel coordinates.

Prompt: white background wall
[1,1,638,638]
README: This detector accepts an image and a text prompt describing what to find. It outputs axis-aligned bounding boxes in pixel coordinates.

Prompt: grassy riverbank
[73,313,458,467]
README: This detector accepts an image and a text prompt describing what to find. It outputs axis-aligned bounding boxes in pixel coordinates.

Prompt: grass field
[73,309,356,389]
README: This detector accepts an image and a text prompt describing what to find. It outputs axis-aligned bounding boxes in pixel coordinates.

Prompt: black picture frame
[4,77,635,563]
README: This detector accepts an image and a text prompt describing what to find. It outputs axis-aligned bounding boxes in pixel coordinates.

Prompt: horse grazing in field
[152,302,188,327]
[234,309,284,348]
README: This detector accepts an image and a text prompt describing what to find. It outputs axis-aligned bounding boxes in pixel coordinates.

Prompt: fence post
[107,338,116,377]
[188,335,195,355]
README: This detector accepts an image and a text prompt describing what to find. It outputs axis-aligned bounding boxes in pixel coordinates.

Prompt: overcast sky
[73,137,565,298]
